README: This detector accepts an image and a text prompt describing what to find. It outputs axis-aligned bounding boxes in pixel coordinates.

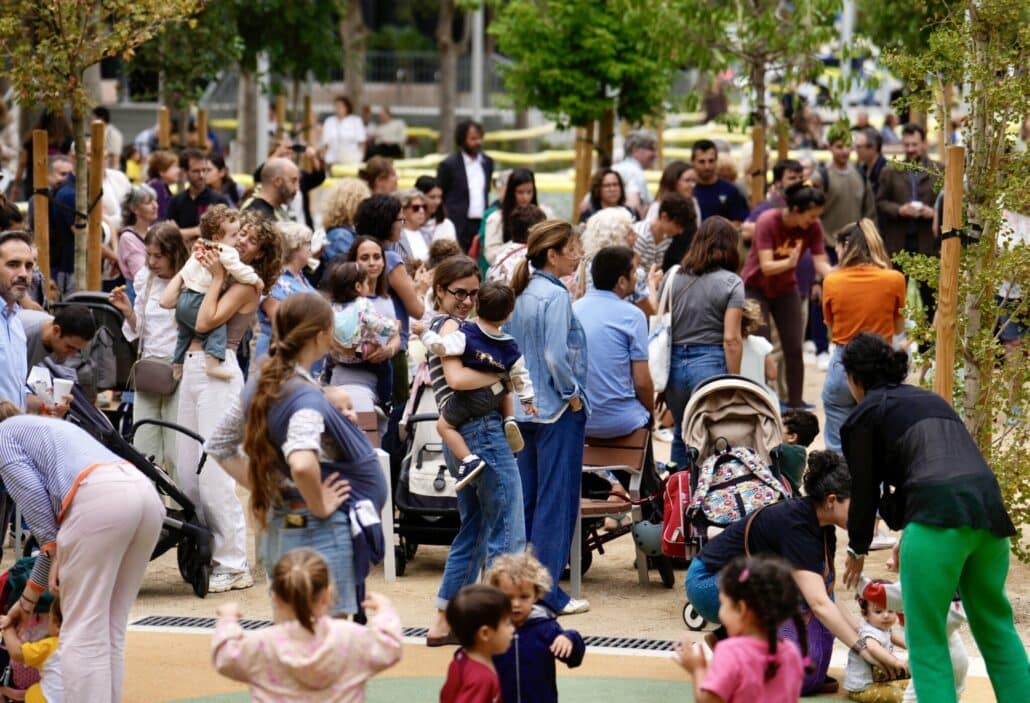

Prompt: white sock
[462,454,479,464]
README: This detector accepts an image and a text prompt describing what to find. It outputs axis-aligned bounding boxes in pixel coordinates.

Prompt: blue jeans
[435,412,526,608]
[685,557,721,623]
[261,507,356,615]
[518,407,587,612]
[820,346,855,454]
[665,344,727,468]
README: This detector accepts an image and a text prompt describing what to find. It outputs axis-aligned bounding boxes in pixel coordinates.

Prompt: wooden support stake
[275,95,286,140]
[303,95,313,144]
[31,130,51,294]
[197,108,209,151]
[158,107,171,149]
[86,121,106,292]
[777,120,790,161]
[655,118,666,171]
[750,125,766,208]
[933,145,965,405]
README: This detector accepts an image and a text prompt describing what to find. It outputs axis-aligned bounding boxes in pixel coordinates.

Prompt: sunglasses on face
[407,204,427,212]
[446,286,479,301]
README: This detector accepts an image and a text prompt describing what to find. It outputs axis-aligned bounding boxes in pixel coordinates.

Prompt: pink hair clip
[738,568,750,583]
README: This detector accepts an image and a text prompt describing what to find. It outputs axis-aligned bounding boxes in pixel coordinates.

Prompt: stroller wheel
[176,539,191,583]
[683,603,706,631]
[191,562,210,598]
[405,542,419,560]
[394,546,407,577]
[655,556,675,589]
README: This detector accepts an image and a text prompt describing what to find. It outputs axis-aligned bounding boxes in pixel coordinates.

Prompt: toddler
[327,262,399,406]
[212,548,402,702]
[422,282,535,489]
[739,300,777,400]
[857,577,966,703]
[2,595,62,703]
[162,205,262,380]
[776,409,819,495]
[676,555,807,703]
[440,584,514,703]
[844,579,910,702]
[487,551,585,703]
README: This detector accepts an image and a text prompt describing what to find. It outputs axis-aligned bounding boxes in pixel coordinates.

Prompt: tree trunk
[572,122,595,221]
[749,59,768,207]
[71,106,89,292]
[437,0,459,154]
[237,69,259,174]
[178,106,190,149]
[339,0,368,113]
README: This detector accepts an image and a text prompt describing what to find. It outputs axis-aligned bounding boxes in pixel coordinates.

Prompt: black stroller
[391,367,460,576]
[60,383,215,597]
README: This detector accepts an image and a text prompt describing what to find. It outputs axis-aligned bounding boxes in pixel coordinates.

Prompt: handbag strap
[742,504,769,557]
[135,274,155,361]
[655,264,680,317]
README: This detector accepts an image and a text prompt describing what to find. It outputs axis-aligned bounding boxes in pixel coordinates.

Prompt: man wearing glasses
[168,148,231,244]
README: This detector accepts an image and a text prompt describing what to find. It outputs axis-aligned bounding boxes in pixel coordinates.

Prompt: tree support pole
[934,145,965,405]
[87,120,105,292]
[31,131,51,295]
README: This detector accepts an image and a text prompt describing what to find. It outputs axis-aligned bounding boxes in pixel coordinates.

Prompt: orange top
[822,265,906,345]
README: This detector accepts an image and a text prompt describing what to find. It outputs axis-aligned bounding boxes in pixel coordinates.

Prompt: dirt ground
[110,356,1030,656]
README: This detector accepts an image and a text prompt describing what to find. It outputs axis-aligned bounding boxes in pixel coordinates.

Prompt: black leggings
[747,287,805,407]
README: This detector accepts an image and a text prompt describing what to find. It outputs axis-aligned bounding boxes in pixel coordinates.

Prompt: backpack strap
[742,504,769,557]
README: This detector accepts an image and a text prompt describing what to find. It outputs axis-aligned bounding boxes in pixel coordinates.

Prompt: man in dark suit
[436,120,494,252]
[876,123,942,316]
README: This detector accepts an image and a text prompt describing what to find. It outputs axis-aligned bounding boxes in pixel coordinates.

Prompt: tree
[338,0,369,113]
[856,0,953,56]
[0,0,203,290]
[677,0,841,205]
[886,0,1029,558]
[491,0,687,207]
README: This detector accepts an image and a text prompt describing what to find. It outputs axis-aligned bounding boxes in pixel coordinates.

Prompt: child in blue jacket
[487,550,585,702]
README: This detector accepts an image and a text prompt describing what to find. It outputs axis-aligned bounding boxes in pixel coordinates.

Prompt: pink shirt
[702,636,804,703]
[118,227,148,284]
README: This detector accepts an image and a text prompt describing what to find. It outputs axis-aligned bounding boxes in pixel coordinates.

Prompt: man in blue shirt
[0,230,34,409]
[691,139,750,226]
[573,245,652,439]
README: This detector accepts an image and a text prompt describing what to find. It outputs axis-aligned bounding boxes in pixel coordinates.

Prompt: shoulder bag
[648,265,691,393]
[128,274,180,396]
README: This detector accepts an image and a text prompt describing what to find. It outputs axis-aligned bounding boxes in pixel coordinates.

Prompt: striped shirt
[426,315,459,412]
[633,219,671,272]
[0,417,122,589]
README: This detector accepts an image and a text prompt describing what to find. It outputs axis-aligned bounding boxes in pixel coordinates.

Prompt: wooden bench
[570,428,651,599]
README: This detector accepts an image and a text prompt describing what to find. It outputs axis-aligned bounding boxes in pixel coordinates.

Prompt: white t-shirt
[741,334,775,400]
[402,227,430,262]
[321,114,366,165]
[421,218,457,243]
[462,152,487,219]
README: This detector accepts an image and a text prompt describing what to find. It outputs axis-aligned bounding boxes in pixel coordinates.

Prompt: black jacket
[841,383,1014,555]
[436,150,494,247]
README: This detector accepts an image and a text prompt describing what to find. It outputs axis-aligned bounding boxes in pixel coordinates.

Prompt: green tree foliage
[0,0,203,289]
[236,0,342,82]
[887,0,1029,558]
[489,0,687,128]
[856,0,954,56]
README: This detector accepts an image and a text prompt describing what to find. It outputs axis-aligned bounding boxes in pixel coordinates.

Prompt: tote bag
[648,265,682,393]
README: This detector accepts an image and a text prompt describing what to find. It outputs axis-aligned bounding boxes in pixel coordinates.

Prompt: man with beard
[0,230,34,409]
[241,157,300,223]
[437,120,495,252]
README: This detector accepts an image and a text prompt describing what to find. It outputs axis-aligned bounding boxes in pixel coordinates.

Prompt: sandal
[426,631,460,647]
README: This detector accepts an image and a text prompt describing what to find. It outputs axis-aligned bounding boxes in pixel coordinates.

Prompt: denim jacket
[505,270,589,422]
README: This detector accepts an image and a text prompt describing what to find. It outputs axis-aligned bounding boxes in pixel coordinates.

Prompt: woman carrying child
[424,256,527,646]
[169,210,282,594]
[205,293,387,616]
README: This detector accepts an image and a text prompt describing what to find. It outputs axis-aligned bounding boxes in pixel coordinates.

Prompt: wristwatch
[851,638,869,654]
[847,546,866,560]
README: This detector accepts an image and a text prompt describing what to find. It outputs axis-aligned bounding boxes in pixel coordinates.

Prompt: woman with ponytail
[506,220,590,615]
[820,219,905,452]
[685,451,907,695]
[839,333,1027,703]
[204,293,387,617]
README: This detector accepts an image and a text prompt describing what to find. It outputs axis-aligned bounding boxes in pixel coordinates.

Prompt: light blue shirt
[506,270,589,422]
[574,290,650,438]
[0,303,27,410]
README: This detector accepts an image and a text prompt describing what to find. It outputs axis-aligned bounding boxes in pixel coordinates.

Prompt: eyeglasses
[445,287,479,301]
[407,204,427,212]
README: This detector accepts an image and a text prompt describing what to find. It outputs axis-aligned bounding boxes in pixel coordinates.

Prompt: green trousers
[901,523,1030,703]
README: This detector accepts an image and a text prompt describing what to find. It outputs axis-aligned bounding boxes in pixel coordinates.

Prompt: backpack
[661,470,698,558]
[688,445,787,527]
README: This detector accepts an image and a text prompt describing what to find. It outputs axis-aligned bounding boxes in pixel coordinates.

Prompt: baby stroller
[392,366,460,576]
[59,383,214,598]
[673,375,790,629]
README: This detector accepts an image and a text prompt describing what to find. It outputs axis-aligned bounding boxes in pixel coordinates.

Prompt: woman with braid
[204,293,387,616]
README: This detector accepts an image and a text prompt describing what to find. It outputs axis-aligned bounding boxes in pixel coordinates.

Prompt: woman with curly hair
[321,177,372,263]
[579,168,635,224]
[171,210,282,594]
[357,156,397,195]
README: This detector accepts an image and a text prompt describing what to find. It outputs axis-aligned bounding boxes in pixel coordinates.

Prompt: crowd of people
[0,101,1025,703]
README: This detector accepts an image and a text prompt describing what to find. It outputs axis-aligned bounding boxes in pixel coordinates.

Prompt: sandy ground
[117,356,1030,653]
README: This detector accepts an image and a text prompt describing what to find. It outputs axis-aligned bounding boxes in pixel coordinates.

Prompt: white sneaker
[816,352,831,371]
[654,428,674,443]
[559,598,590,615]
[208,570,255,593]
[803,341,817,355]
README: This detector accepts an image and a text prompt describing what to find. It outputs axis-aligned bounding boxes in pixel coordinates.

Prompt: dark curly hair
[354,193,402,242]
[238,210,283,291]
[588,168,626,211]
[802,450,852,503]
[719,555,810,681]
[841,332,909,391]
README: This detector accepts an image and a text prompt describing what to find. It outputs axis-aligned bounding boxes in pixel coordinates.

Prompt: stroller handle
[133,419,209,475]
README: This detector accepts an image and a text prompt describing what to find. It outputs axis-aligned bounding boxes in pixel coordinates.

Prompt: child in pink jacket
[212,548,402,702]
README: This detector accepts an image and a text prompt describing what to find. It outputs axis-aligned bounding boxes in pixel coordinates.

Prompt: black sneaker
[455,456,487,490]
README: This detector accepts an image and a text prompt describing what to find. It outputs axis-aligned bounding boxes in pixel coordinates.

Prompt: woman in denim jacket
[506,220,591,615]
